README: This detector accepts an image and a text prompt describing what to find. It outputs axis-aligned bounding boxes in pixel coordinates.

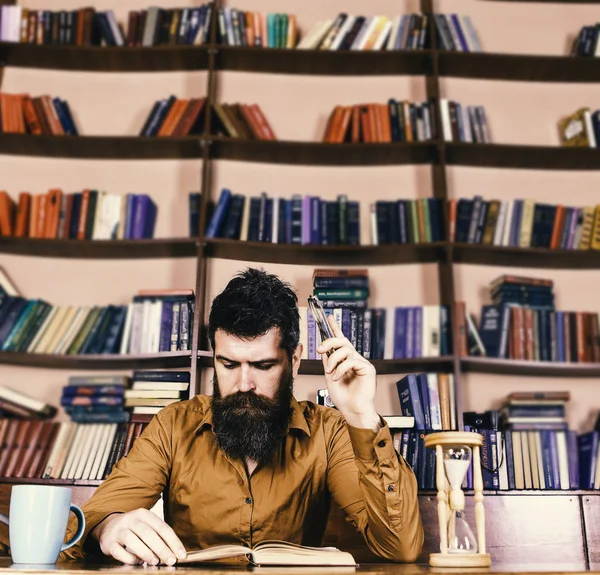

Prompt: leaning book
[175,541,357,566]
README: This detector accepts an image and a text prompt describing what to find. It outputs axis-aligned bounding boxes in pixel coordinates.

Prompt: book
[175,541,356,566]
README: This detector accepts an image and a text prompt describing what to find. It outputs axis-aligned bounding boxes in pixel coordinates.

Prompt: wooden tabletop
[0,559,597,575]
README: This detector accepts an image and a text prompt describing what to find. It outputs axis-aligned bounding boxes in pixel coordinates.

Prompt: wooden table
[0,559,597,575]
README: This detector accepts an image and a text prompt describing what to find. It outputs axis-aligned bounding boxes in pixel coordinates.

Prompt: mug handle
[60,504,86,552]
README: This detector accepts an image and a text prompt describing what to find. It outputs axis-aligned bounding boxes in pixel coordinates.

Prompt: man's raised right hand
[93,508,187,566]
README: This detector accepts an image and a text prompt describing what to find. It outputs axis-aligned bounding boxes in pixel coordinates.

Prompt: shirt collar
[194,396,311,437]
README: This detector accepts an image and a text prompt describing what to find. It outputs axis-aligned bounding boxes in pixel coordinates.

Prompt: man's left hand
[316,314,380,431]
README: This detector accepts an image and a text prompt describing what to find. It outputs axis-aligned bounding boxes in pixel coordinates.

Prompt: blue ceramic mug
[8,485,85,564]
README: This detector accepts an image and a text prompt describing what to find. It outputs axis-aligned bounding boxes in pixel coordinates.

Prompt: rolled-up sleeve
[61,412,173,560]
[327,416,423,562]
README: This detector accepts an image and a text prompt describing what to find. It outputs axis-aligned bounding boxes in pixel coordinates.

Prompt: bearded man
[62,268,423,564]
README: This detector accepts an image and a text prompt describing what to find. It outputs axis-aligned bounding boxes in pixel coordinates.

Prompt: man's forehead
[214,327,284,355]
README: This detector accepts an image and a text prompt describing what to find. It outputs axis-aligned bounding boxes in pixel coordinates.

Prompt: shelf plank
[0,134,204,159]
[461,357,600,377]
[438,52,600,82]
[215,46,432,75]
[0,237,198,259]
[0,351,192,370]
[446,142,600,170]
[0,477,102,486]
[452,243,600,269]
[198,354,454,375]
[210,138,436,166]
[0,43,210,71]
[204,238,445,266]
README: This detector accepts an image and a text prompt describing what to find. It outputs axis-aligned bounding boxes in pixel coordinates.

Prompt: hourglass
[424,431,491,568]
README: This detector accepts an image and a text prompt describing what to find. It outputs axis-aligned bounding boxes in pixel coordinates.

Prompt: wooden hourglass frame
[424,431,492,568]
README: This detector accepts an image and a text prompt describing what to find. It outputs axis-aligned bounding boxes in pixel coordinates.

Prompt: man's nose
[238,365,255,392]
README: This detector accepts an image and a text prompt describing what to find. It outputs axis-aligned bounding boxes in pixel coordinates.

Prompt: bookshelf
[2,2,600,562]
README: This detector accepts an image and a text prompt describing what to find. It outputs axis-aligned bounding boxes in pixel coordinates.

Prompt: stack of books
[126,370,190,421]
[0,189,157,240]
[140,96,207,137]
[60,374,130,423]
[0,92,78,135]
[0,385,57,420]
[211,102,276,140]
[558,107,600,148]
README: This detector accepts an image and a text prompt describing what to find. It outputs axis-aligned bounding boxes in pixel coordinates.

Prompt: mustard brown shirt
[63,395,423,562]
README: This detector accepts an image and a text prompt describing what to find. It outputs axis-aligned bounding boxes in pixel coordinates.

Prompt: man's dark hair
[208,268,300,360]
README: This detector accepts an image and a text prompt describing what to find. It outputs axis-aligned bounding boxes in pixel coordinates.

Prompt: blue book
[205,188,232,238]
[578,431,598,489]
[132,194,157,239]
[479,305,502,358]
[396,374,425,430]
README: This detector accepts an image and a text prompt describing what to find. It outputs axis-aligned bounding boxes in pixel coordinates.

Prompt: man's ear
[291,343,303,377]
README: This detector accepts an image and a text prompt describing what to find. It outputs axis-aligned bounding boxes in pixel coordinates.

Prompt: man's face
[210,327,302,465]
[213,327,298,400]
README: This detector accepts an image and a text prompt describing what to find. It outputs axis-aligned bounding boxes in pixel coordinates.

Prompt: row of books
[560,107,600,148]
[217,8,296,48]
[299,13,427,52]
[122,5,213,47]
[205,190,359,245]
[300,303,453,361]
[0,190,157,240]
[440,100,491,144]
[433,14,482,53]
[476,305,600,363]
[451,197,600,250]
[140,96,206,137]
[0,92,78,136]
[211,102,276,140]
[570,24,600,58]
[322,100,436,144]
[0,289,195,355]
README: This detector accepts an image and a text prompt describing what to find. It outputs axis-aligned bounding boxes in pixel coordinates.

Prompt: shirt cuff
[346,418,397,462]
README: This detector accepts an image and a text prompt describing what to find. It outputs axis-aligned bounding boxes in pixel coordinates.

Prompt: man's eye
[223,364,237,370]
[255,364,273,371]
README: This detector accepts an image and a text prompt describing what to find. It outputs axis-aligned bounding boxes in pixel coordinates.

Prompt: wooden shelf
[203,238,445,266]
[215,46,433,75]
[0,237,198,259]
[451,243,600,269]
[0,42,209,71]
[461,357,600,377]
[0,477,102,486]
[0,351,192,370]
[209,137,436,166]
[0,134,204,159]
[445,142,600,170]
[438,52,600,82]
[197,353,454,375]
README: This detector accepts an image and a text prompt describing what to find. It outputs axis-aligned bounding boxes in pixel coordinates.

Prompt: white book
[119,303,135,354]
[49,306,79,354]
[35,306,69,354]
[383,307,395,360]
[460,15,482,52]
[0,266,20,295]
[239,195,251,241]
[27,305,59,353]
[132,381,189,391]
[43,422,72,478]
[94,424,119,480]
[75,424,103,479]
[555,431,571,490]
[355,16,380,51]
[297,20,333,50]
[493,201,508,246]
[497,431,509,490]
[584,109,597,148]
[385,16,401,50]
[426,374,442,430]
[330,15,355,50]
[49,423,80,479]
[116,194,129,239]
[527,431,540,489]
[422,305,440,357]
[370,203,378,245]
[372,20,392,51]
[125,389,183,399]
[83,424,109,480]
[460,105,473,143]
[445,13,464,52]
[59,424,86,480]
[0,385,50,414]
[9,6,22,42]
[271,197,279,244]
[439,99,452,142]
[147,300,163,353]
[132,406,164,414]
[382,415,414,429]
[501,199,515,246]
[448,374,456,430]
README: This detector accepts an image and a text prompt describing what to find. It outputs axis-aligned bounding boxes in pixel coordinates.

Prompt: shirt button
[245,497,252,504]
[378,440,386,447]
[387,485,395,492]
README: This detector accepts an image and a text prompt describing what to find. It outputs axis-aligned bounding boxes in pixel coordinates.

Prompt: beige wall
[1,0,599,431]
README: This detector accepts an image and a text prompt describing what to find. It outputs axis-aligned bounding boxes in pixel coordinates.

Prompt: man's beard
[211,370,294,466]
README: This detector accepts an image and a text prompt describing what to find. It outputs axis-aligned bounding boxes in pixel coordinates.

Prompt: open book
[176,540,357,566]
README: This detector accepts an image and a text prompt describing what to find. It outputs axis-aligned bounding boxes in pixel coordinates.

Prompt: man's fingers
[327,314,343,337]
[132,522,179,566]
[331,357,372,382]
[316,336,347,356]
[109,538,149,566]
[325,345,352,374]
[120,531,159,566]
[141,512,187,560]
